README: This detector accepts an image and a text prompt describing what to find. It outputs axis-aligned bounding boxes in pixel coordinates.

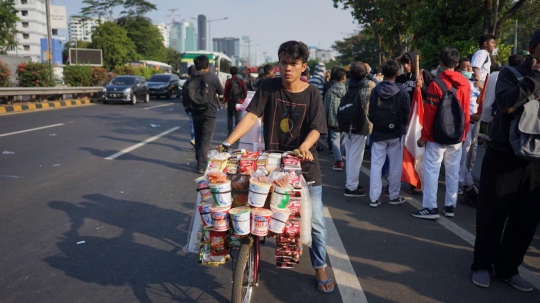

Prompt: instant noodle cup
[248,180,271,207]
[209,180,232,207]
[270,185,293,209]
[229,206,251,235]
[251,208,273,236]
[269,208,291,234]
[198,204,213,227]
[210,205,231,231]
[194,176,213,203]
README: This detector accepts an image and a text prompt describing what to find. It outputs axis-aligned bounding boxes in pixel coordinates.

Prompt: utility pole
[242,40,258,66]
[513,19,518,55]
[45,0,54,82]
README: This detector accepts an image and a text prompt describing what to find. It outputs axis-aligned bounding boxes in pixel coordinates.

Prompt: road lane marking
[0,123,64,138]
[359,164,540,291]
[105,126,180,160]
[144,103,174,110]
[324,207,369,303]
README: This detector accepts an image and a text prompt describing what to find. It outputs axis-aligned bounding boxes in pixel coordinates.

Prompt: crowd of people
[182,29,540,294]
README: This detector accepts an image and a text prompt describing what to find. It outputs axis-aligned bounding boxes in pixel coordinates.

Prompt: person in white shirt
[471,34,497,84]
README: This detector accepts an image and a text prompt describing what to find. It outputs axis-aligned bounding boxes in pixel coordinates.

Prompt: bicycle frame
[253,235,261,285]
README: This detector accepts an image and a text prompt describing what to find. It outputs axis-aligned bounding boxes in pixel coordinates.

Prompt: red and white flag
[402,86,424,189]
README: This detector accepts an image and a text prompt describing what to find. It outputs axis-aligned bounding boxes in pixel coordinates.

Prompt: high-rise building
[170,21,198,53]
[197,15,207,51]
[154,23,170,48]
[6,0,48,61]
[213,37,239,57]
[241,36,250,59]
[68,16,104,43]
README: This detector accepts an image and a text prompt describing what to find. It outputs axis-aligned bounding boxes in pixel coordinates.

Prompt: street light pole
[45,0,54,82]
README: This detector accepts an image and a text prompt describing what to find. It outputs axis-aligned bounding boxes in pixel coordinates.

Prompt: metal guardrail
[0,87,103,97]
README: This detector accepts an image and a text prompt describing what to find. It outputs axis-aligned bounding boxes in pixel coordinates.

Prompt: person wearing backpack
[368,60,410,207]
[323,68,347,171]
[223,66,247,135]
[339,61,376,197]
[470,29,540,292]
[413,47,471,220]
[182,55,224,174]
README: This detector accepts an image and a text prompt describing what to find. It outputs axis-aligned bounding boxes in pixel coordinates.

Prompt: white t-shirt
[471,49,491,82]
[468,80,480,115]
[481,71,500,123]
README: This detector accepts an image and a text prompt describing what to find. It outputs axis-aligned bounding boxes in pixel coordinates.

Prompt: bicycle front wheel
[232,236,255,303]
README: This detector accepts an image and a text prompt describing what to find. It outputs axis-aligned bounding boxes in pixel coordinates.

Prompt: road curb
[0,98,100,115]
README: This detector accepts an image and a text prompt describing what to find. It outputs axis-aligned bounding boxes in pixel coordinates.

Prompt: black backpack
[336,83,368,134]
[229,78,243,102]
[432,77,465,144]
[185,74,211,114]
[371,94,401,133]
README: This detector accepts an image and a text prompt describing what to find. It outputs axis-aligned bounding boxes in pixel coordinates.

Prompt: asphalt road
[1,98,539,303]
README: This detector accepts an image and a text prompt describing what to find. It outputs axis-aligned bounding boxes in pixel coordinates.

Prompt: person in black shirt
[221,40,334,294]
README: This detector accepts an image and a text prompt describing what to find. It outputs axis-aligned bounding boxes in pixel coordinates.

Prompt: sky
[51,0,359,62]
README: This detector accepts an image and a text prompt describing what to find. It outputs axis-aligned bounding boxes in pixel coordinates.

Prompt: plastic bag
[267,171,290,188]
[299,175,312,248]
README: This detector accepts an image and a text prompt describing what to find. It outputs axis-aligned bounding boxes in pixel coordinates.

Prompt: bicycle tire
[231,236,255,303]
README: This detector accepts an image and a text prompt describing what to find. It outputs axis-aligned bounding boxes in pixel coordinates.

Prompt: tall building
[154,23,170,48]
[197,15,207,51]
[68,16,104,43]
[308,46,335,63]
[6,0,48,61]
[240,36,250,59]
[213,37,239,57]
[170,21,197,53]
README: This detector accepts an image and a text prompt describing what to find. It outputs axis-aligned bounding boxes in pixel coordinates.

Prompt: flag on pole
[402,86,424,189]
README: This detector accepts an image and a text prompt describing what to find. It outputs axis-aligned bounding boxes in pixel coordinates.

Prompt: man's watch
[222,142,231,149]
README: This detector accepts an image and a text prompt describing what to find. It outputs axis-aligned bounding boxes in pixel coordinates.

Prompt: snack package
[228,233,242,249]
[288,198,301,218]
[281,155,301,168]
[266,153,282,173]
[206,152,230,173]
[267,171,290,188]
[282,219,301,239]
[282,166,302,188]
[210,230,228,262]
[276,261,297,269]
[207,172,229,184]
[239,152,260,175]
[257,153,268,169]
[225,156,240,174]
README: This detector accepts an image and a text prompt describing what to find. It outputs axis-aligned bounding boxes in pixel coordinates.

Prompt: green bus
[179,51,232,89]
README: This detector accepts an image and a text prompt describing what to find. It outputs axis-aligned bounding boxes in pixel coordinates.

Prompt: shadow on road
[43,194,228,303]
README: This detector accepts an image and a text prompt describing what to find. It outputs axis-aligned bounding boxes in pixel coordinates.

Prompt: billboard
[40,38,63,65]
[69,48,103,66]
[50,6,67,29]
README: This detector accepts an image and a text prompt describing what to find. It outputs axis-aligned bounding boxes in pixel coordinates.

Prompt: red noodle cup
[209,180,232,207]
[198,204,213,227]
[269,207,291,234]
[250,208,273,236]
[287,198,301,218]
[194,176,213,203]
[248,180,271,207]
[270,185,293,209]
[229,206,251,235]
[210,205,231,231]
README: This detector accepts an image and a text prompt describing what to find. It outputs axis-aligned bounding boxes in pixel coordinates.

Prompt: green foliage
[165,48,181,72]
[63,40,91,64]
[89,22,138,71]
[0,61,12,87]
[63,65,108,87]
[0,1,20,54]
[500,0,540,54]
[16,62,54,87]
[116,16,166,62]
[113,65,161,79]
[81,0,156,20]
[496,43,514,66]
[332,29,380,68]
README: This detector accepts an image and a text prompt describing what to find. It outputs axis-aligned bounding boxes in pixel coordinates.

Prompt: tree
[499,0,540,53]
[165,48,181,72]
[81,0,156,21]
[332,29,379,68]
[62,40,91,64]
[89,22,138,70]
[116,16,166,62]
[482,0,530,37]
[0,1,20,54]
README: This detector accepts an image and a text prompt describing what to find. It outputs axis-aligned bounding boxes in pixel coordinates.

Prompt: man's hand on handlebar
[297,145,313,162]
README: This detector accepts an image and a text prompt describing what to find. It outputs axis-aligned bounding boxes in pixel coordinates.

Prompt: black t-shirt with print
[246,78,328,186]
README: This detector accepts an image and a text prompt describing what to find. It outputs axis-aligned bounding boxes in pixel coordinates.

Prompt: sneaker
[472,270,490,288]
[389,196,406,205]
[332,161,344,171]
[443,206,455,217]
[370,200,381,208]
[190,139,195,147]
[409,189,423,195]
[344,188,366,197]
[411,208,439,219]
[502,274,533,292]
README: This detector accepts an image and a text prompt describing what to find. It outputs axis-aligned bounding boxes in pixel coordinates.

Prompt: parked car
[147,74,181,99]
[102,76,149,105]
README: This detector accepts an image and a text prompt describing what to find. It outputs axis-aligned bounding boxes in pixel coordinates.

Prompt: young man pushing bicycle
[220,40,335,293]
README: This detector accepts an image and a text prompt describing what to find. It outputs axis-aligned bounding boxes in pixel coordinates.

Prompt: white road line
[359,164,540,291]
[324,207,369,303]
[0,123,64,138]
[105,126,180,160]
[144,103,174,110]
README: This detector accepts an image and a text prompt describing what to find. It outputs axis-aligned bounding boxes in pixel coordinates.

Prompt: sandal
[315,278,335,294]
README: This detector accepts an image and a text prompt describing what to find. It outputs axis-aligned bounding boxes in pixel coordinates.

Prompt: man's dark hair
[194,55,209,71]
[382,60,400,78]
[349,61,367,81]
[479,34,496,49]
[230,66,238,75]
[428,63,439,71]
[334,68,347,81]
[508,54,524,67]
[374,66,382,74]
[459,57,470,66]
[301,66,310,77]
[278,40,309,64]
[400,53,412,64]
[263,64,273,75]
[438,47,460,68]
[329,66,340,81]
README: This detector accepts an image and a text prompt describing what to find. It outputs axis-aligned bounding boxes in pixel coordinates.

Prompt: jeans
[330,129,343,162]
[193,115,216,171]
[227,101,242,134]
[309,185,327,269]
[189,113,195,141]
